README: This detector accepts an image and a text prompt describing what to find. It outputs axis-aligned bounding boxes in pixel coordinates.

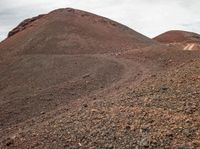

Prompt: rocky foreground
[0,8,200,148]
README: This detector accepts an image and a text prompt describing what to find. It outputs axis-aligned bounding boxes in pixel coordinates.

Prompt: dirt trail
[2,49,200,148]
[0,53,150,145]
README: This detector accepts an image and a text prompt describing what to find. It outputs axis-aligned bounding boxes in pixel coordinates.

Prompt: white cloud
[0,0,200,41]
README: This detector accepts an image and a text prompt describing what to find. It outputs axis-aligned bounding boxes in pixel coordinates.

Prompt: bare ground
[1,47,200,148]
[1,8,200,149]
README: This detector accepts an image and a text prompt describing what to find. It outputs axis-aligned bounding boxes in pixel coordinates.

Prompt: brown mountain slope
[154,30,200,44]
[0,8,156,59]
[154,30,200,50]
[0,8,157,138]
[1,8,200,149]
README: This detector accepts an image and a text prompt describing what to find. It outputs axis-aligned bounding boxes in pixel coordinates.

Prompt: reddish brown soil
[0,8,155,60]
[154,30,200,44]
[153,30,200,51]
[1,8,200,149]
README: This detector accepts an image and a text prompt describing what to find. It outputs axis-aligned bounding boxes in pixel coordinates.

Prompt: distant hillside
[154,30,200,50]
[0,8,156,58]
[154,30,200,43]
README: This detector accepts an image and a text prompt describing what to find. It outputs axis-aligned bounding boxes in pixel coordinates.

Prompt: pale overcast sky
[0,0,200,41]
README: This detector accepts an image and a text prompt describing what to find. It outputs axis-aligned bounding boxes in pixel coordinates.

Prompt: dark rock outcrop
[8,14,45,37]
